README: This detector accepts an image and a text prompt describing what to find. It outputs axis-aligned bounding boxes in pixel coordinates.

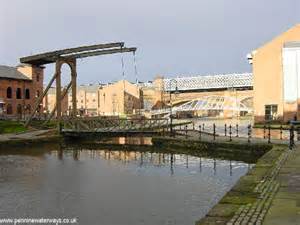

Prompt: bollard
[280,125,283,140]
[199,125,202,140]
[248,124,252,143]
[202,123,205,131]
[224,124,227,136]
[236,124,239,137]
[268,125,271,144]
[213,123,216,141]
[185,125,188,139]
[289,125,295,150]
[229,124,232,141]
[263,125,266,139]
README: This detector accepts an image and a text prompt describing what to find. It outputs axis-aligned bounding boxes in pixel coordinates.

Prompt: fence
[168,122,297,149]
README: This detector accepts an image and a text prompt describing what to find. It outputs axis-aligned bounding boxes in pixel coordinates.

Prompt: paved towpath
[263,146,300,224]
[0,129,54,142]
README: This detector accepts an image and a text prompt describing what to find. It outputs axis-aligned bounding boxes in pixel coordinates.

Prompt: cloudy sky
[0,0,299,85]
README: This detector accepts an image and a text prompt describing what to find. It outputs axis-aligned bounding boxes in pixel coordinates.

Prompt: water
[0,144,252,225]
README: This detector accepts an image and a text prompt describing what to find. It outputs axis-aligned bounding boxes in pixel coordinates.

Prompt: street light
[169,79,178,137]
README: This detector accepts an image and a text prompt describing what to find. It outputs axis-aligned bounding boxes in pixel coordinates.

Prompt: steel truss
[151,95,252,115]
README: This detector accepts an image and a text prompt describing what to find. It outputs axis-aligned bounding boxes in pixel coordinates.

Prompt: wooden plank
[68,47,137,60]
[20,42,124,65]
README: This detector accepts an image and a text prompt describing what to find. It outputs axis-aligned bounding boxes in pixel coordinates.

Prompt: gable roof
[255,24,300,53]
[0,65,31,81]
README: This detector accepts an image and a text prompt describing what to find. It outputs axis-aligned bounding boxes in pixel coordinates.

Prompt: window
[6,104,13,114]
[36,90,40,97]
[36,74,40,82]
[265,104,278,121]
[16,88,22,99]
[6,87,12,98]
[25,89,30,99]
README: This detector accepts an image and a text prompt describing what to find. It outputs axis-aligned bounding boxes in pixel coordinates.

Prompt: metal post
[185,125,188,139]
[170,115,173,137]
[280,125,283,140]
[199,125,201,140]
[268,125,271,144]
[229,125,232,141]
[248,124,252,143]
[263,125,266,139]
[202,123,205,131]
[236,124,239,137]
[213,123,216,141]
[224,124,227,136]
[289,125,295,150]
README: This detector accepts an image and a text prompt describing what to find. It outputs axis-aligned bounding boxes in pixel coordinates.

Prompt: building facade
[98,80,142,116]
[0,64,44,119]
[44,80,142,117]
[251,24,300,123]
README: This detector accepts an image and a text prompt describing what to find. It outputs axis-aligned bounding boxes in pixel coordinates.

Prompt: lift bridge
[20,42,169,136]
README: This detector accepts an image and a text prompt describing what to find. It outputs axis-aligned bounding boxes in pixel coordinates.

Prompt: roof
[0,65,31,81]
[254,24,300,53]
[78,84,102,92]
[163,73,253,91]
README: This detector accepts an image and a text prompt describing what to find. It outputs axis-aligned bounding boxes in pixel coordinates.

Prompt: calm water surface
[0,144,251,225]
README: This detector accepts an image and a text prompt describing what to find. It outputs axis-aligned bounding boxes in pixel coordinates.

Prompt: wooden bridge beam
[25,71,58,127]
[45,81,72,124]
[55,61,62,121]
[71,60,77,117]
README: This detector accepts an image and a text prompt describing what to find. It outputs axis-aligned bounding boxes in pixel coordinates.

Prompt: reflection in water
[56,150,244,177]
[98,136,152,145]
[0,147,252,225]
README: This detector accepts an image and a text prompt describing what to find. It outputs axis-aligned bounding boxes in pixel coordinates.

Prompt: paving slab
[264,147,300,225]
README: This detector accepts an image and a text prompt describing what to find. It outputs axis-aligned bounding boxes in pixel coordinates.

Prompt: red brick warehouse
[0,64,44,119]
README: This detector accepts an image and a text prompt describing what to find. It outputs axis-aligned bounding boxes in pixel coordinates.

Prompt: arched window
[25,89,30,99]
[6,87,12,98]
[17,104,22,115]
[36,74,40,82]
[16,88,22,99]
[36,90,40,97]
[6,104,13,114]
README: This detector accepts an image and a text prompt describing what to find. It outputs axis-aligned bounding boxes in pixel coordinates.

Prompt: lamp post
[169,79,178,137]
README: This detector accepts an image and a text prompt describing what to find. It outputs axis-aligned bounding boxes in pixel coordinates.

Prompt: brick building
[0,64,44,119]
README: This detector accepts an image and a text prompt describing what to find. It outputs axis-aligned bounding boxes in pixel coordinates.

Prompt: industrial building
[0,64,44,118]
[250,24,300,123]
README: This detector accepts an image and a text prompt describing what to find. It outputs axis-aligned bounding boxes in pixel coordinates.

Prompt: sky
[0,0,299,85]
